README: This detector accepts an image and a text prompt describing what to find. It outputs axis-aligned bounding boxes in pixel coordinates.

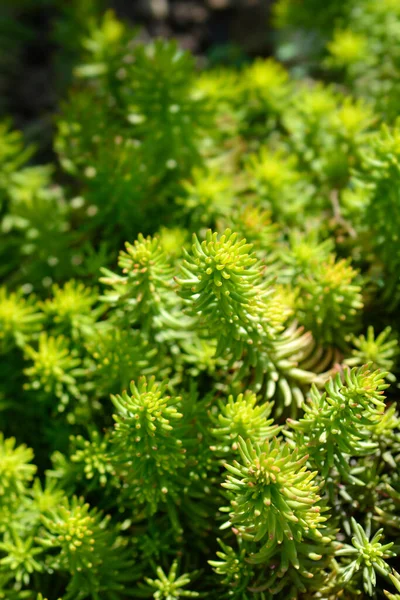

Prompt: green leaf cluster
[1,2,400,599]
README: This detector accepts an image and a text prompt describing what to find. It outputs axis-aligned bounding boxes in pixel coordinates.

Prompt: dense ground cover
[1,1,400,598]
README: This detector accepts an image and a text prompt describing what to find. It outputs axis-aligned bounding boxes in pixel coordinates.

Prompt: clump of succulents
[0,1,400,598]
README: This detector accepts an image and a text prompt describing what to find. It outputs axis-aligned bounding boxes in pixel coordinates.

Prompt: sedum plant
[336,518,395,596]
[110,376,186,514]
[0,288,42,353]
[144,561,199,600]
[1,2,400,599]
[221,436,327,556]
[286,366,389,481]
[39,496,135,600]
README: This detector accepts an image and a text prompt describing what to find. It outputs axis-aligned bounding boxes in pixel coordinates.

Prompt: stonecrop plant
[1,1,400,598]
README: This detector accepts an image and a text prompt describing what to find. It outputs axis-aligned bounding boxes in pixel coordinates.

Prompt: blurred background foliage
[0,0,274,156]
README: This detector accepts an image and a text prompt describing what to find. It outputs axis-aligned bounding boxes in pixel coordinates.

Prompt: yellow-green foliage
[0,2,400,599]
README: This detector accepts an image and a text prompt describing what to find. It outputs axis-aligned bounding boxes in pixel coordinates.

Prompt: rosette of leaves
[243,58,292,135]
[101,234,187,341]
[39,496,136,600]
[26,478,66,532]
[215,435,335,597]
[110,376,186,515]
[245,147,313,222]
[144,560,200,599]
[287,366,388,482]
[327,28,368,71]
[224,205,279,262]
[209,391,281,456]
[23,333,86,414]
[0,288,42,353]
[179,167,234,230]
[209,538,255,599]
[336,518,395,596]
[221,437,328,566]
[41,281,99,339]
[157,227,188,261]
[0,528,44,587]
[178,229,283,362]
[223,312,340,416]
[278,230,334,285]
[295,254,363,347]
[345,326,398,382]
